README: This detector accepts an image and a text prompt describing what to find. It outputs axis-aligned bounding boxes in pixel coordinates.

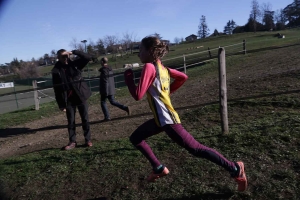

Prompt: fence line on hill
[2,39,298,114]
[0,40,251,114]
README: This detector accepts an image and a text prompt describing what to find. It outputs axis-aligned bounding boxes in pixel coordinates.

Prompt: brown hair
[100,57,108,64]
[141,36,169,61]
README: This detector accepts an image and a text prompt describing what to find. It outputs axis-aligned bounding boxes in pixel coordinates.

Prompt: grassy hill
[81,28,300,77]
[1,28,299,95]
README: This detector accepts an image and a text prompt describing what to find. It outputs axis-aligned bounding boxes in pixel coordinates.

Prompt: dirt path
[1,46,299,159]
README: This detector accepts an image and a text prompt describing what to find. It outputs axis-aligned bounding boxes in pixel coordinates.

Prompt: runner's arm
[169,68,188,94]
[124,63,156,101]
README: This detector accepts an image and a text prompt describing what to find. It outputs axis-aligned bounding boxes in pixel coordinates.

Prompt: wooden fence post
[208,47,212,59]
[243,39,246,54]
[32,80,39,110]
[218,47,229,134]
[12,80,19,109]
[183,54,186,74]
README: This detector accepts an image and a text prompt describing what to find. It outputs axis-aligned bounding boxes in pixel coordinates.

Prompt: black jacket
[52,50,92,108]
[99,65,115,96]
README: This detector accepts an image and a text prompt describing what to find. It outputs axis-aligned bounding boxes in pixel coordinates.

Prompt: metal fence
[0,41,246,114]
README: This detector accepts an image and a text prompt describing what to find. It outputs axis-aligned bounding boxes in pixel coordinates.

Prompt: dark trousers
[129,119,237,173]
[66,101,91,143]
[100,95,127,119]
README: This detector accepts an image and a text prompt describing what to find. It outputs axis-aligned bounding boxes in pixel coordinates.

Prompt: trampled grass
[0,96,300,199]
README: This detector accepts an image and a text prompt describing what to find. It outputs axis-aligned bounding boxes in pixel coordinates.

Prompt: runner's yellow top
[146,61,181,127]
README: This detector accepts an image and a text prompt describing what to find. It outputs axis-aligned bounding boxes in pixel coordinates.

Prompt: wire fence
[1,38,298,114]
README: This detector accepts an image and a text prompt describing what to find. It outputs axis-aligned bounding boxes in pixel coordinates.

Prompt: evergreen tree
[261,3,275,30]
[283,0,300,27]
[224,20,237,34]
[263,10,275,30]
[230,20,237,32]
[224,21,231,34]
[244,15,264,32]
[213,29,219,36]
[275,9,286,30]
[198,15,210,38]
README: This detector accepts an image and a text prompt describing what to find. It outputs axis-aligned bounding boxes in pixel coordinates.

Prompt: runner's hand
[124,69,134,85]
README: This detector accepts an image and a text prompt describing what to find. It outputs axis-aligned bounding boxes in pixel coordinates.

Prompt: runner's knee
[129,134,141,145]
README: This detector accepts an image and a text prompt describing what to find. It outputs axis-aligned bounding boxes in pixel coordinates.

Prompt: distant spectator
[99,57,131,121]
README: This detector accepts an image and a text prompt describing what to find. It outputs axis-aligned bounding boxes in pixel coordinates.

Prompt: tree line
[1,1,299,79]
[0,31,142,79]
[197,0,300,38]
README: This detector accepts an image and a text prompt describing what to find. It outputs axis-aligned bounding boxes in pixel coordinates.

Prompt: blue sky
[0,0,292,64]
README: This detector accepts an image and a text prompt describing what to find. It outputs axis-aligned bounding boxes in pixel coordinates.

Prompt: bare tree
[261,2,272,14]
[103,35,119,54]
[69,38,84,51]
[86,39,96,55]
[69,38,78,49]
[96,38,106,55]
[0,67,4,75]
[251,0,261,33]
[174,37,180,44]
[122,31,136,53]
[12,61,40,78]
[50,49,56,64]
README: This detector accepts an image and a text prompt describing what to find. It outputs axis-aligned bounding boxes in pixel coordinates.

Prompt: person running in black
[52,49,93,150]
[99,57,131,121]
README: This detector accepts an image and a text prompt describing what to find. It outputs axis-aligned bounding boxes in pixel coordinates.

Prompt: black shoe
[102,118,111,122]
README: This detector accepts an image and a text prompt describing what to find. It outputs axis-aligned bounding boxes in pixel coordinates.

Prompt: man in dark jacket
[52,49,93,150]
[99,57,131,121]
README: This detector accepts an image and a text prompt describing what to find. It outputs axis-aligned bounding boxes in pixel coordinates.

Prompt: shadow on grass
[0,179,9,200]
[1,87,300,139]
[162,192,234,200]
[1,147,136,166]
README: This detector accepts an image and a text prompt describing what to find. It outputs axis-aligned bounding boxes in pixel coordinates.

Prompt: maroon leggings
[129,119,237,173]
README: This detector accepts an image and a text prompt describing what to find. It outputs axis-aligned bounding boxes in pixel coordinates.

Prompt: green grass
[0,101,59,129]
[38,65,55,74]
[0,97,299,199]
[0,87,130,129]
[1,29,300,200]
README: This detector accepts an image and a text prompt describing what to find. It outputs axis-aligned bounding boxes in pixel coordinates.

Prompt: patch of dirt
[0,45,299,159]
